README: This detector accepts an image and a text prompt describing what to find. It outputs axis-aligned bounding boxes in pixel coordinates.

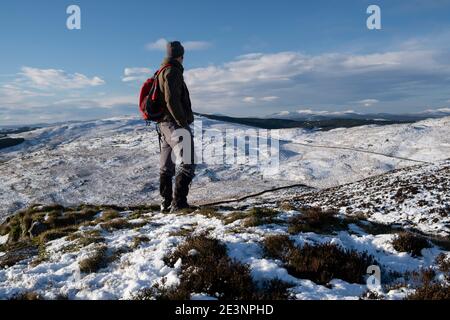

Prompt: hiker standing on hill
[157,41,195,213]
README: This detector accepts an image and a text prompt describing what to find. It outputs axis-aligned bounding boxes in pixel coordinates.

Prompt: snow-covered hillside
[0,116,449,300]
[0,162,448,300]
[1,116,449,221]
[293,161,450,236]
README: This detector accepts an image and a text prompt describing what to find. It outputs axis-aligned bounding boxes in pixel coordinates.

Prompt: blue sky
[1,0,450,125]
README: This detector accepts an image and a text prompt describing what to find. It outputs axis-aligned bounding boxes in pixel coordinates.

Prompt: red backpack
[139,64,171,122]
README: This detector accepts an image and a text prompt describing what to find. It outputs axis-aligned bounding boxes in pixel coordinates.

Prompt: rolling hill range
[0,115,449,300]
[0,115,449,220]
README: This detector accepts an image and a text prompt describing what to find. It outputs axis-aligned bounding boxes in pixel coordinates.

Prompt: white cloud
[184,41,212,50]
[0,83,55,106]
[2,39,450,124]
[243,96,256,103]
[423,107,450,113]
[271,109,359,118]
[146,38,168,51]
[243,96,278,104]
[0,66,136,125]
[21,67,105,90]
[124,67,151,76]
[96,95,136,108]
[184,47,450,114]
[0,66,110,111]
[295,109,357,115]
[295,109,321,114]
[356,99,379,107]
[261,96,279,102]
[53,95,136,109]
[122,67,152,82]
[0,67,106,112]
[186,50,443,91]
[146,38,211,51]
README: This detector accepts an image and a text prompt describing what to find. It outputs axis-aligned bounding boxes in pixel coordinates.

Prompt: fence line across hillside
[286,141,433,164]
[194,151,444,207]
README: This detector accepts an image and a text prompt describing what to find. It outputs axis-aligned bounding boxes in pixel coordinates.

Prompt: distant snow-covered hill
[270,109,450,122]
[0,115,449,220]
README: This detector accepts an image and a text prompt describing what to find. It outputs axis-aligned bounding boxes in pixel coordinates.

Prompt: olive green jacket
[157,58,194,127]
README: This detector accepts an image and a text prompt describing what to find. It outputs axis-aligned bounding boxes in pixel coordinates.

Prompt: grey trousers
[158,121,196,180]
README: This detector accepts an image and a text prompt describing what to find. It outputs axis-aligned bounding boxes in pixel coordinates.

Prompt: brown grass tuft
[0,242,38,268]
[195,206,222,219]
[436,253,450,279]
[100,218,131,231]
[132,236,150,249]
[78,245,108,273]
[406,268,450,300]
[9,292,42,300]
[279,201,297,211]
[392,232,431,257]
[147,235,293,300]
[263,235,296,260]
[288,207,347,234]
[263,235,376,285]
[0,204,101,245]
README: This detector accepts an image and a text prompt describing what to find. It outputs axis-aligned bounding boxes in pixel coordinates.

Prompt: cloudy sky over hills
[1,0,450,125]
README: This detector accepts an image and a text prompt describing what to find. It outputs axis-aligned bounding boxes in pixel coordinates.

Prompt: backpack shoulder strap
[151,64,172,101]
[156,64,171,77]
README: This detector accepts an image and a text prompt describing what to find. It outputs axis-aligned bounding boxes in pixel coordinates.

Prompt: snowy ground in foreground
[0,187,448,300]
[1,116,449,221]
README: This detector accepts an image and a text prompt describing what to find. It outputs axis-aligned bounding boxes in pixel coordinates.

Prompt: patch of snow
[0,234,8,245]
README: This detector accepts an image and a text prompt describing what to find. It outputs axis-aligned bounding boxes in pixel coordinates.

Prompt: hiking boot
[172,172,193,211]
[160,199,172,213]
[169,202,190,213]
[160,174,173,213]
